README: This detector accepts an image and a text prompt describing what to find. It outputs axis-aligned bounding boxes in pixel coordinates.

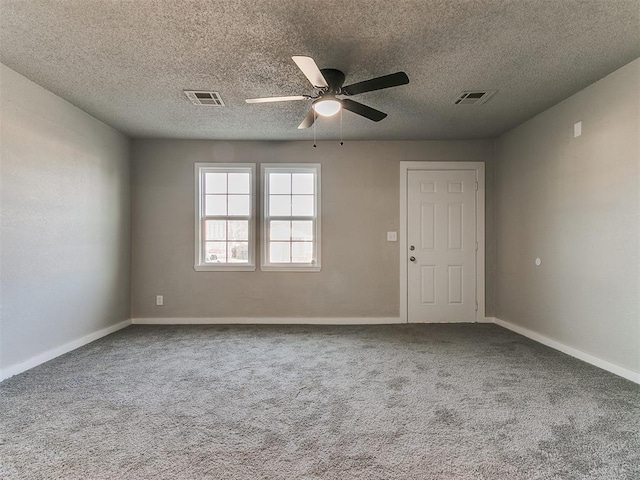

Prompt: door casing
[400,162,485,323]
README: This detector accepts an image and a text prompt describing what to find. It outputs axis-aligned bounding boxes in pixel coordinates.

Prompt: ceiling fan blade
[342,71,409,96]
[297,108,316,129]
[340,98,387,122]
[246,95,308,104]
[292,56,329,88]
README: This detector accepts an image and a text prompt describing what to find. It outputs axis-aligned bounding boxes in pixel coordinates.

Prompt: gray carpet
[1,324,638,479]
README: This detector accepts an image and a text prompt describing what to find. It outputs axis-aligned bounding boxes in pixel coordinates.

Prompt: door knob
[409,256,416,262]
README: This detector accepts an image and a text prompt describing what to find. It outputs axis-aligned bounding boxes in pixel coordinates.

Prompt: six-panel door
[407,169,477,323]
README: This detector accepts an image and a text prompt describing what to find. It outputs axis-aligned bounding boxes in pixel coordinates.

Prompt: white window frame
[261,163,321,272]
[194,163,256,272]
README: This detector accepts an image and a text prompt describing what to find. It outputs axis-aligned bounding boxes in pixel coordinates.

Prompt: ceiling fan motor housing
[320,68,346,94]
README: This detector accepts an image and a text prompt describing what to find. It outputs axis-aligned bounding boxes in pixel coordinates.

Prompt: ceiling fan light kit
[245,56,409,141]
[312,96,341,117]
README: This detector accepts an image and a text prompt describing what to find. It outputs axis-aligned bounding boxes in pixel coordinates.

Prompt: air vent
[453,90,496,105]
[184,90,225,106]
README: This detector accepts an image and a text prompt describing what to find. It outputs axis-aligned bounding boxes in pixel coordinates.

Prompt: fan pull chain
[340,108,344,146]
[313,110,317,148]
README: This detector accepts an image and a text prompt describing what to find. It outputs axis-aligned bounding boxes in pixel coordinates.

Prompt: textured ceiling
[1,0,639,141]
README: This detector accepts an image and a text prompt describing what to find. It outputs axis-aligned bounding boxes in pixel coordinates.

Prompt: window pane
[198,165,256,269]
[205,220,226,240]
[269,195,291,216]
[205,241,226,263]
[292,173,314,194]
[292,221,313,241]
[270,242,291,263]
[292,242,313,263]
[269,173,291,194]
[205,195,227,215]
[228,173,250,194]
[270,220,291,241]
[205,173,227,194]
[228,220,248,241]
[228,242,249,263]
[228,195,250,216]
[291,195,314,216]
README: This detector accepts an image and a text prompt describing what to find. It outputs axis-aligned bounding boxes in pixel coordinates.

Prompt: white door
[407,169,477,323]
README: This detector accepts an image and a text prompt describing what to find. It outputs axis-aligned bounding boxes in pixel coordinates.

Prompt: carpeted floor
[0,324,638,479]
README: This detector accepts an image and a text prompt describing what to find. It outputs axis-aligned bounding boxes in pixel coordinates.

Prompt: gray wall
[0,64,131,371]
[494,58,640,373]
[131,140,495,319]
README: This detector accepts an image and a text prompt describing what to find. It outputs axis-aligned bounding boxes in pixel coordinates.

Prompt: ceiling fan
[246,56,409,129]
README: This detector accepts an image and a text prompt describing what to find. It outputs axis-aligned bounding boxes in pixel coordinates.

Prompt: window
[261,164,321,271]
[195,163,256,271]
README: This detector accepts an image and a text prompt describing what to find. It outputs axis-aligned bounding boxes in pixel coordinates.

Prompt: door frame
[400,162,485,323]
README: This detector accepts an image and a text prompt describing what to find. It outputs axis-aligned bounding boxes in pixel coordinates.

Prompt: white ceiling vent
[184,90,225,106]
[453,90,496,105]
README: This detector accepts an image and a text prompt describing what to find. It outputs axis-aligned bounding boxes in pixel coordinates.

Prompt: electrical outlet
[387,231,398,242]
[156,295,164,306]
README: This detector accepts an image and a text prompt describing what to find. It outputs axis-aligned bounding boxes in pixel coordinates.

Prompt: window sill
[194,264,256,272]
[260,265,321,272]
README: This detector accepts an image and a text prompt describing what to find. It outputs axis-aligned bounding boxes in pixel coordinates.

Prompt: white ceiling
[1,0,639,141]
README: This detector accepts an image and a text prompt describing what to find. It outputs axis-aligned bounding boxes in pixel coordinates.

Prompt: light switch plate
[574,121,582,137]
[387,231,397,242]
[156,295,164,306]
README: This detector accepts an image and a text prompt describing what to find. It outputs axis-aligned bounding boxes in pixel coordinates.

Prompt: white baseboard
[0,319,132,382]
[478,316,496,323]
[5,316,635,385]
[132,317,403,325]
[493,317,639,385]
